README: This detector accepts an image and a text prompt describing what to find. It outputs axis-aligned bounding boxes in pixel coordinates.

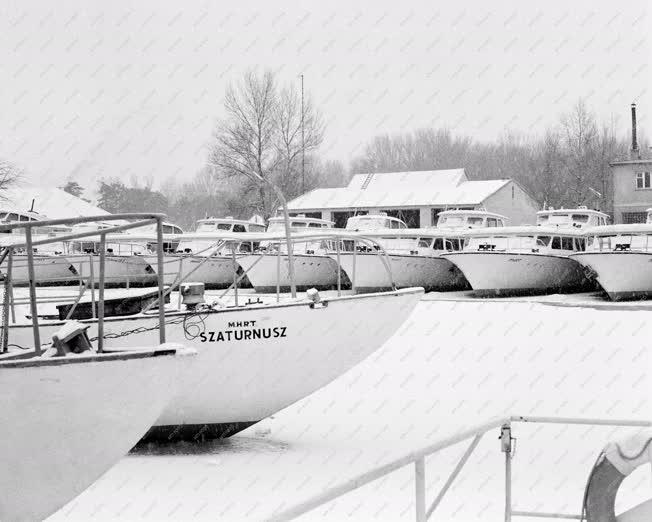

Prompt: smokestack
[631,103,639,158]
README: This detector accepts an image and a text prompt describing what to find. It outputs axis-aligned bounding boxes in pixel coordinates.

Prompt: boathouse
[284,168,539,228]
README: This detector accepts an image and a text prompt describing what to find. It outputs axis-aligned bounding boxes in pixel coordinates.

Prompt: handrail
[267,414,652,522]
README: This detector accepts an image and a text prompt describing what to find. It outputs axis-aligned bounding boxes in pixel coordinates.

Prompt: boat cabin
[462,227,587,255]
[584,224,652,253]
[536,207,609,229]
[195,217,266,234]
[267,215,334,233]
[345,213,407,231]
[435,210,507,230]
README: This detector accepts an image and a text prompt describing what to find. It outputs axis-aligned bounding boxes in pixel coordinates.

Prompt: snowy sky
[0,0,650,191]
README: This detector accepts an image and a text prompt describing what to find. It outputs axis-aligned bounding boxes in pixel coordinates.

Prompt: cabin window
[308,222,321,228]
[468,217,484,226]
[486,218,498,227]
[537,236,551,247]
[217,223,231,230]
[551,237,561,249]
[291,222,307,228]
[446,238,462,251]
[233,224,246,233]
[575,238,586,251]
[561,237,574,250]
[418,238,432,248]
[433,238,444,250]
[538,215,549,223]
[571,214,589,223]
[636,172,651,189]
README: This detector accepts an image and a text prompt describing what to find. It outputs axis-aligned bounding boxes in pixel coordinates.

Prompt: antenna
[29,199,35,212]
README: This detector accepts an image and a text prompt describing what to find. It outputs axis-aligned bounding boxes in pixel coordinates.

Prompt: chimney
[631,103,639,158]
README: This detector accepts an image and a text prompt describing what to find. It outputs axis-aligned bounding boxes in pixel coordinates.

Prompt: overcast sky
[0,0,650,191]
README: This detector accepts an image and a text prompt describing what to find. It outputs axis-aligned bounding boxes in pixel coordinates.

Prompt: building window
[332,211,366,228]
[622,212,648,224]
[636,172,651,189]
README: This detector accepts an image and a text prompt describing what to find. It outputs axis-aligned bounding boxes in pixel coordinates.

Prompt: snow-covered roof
[286,169,511,210]
[0,183,109,220]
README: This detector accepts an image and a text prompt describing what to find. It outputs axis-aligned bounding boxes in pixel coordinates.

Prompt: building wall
[482,181,540,225]
[612,162,652,223]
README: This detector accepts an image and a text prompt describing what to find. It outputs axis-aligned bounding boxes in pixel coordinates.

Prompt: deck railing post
[97,233,106,352]
[336,239,341,296]
[89,254,96,319]
[1,248,12,352]
[25,227,41,355]
[155,217,166,344]
[232,245,238,307]
[415,457,426,522]
[276,244,281,302]
[8,249,15,324]
[501,423,513,522]
[352,239,357,293]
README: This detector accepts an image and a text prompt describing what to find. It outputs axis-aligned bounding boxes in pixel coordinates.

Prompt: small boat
[237,215,342,293]
[141,216,265,288]
[571,224,652,300]
[443,207,608,296]
[0,210,79,286]
[0,213,195,521]
[331,210,508,293]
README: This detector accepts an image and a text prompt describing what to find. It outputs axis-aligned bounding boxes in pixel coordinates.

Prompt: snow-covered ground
[39,293,652,521]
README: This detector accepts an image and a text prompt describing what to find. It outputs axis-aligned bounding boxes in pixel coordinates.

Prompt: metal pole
[89,254,96,319]
[501,424,512,522]
[301,73,305,194]
[276,246,281,302]
[1,249,12,352]
[231,245,238,307]
[336,239,341,296]
[352,239,357,293]
[415,458,426,522]
[97,234,106,353]
[25,227,41,355]
[8,250,15,324]
[156,217,166,344]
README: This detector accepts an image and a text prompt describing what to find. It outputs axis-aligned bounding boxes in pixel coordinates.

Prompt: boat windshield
[346,216,392,231]
[586,233,652,252]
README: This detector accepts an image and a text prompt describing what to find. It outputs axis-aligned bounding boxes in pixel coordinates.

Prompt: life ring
[584,432,652,521]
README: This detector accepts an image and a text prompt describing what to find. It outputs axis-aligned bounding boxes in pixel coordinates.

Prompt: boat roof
[347,213,407,224]
[437,209,508,220]
[196,216,264,226]
[270,215,334,226]
[462,225,587,237]
[584,224,652,235]
[536,207,609,218]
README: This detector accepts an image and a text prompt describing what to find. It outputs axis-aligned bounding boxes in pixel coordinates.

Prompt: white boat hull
[7,288,423,441]
[332,253,468,293]
[237,254,341,293]
[572,252,652,300]
[1,255,78,286]
[444,252,588,296]
[0,345,189,522]
[67,255,156,287]
[141,254,248,288]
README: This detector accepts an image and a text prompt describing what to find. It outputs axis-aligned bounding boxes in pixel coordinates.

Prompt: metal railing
[0,214,169,354]
[268,414,652,522]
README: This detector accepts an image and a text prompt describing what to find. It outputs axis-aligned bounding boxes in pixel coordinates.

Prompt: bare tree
[0,159,23,202]
[209,70,325,218]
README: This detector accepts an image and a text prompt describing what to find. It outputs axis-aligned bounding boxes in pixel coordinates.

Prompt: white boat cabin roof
[461,225,587,237]
[269,215,334,229]
[195,216,265,233]
[536,207,609,228]
[584,224,652,236]
[345,213,407,231]
[435,209,508,229]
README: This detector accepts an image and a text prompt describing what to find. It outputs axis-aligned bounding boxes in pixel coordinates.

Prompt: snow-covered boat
[571,224,652,300]
[332,210,508,293]
[443,207,607,296]
[141,216,266,288]
[237,215,342,293]
[0,213,195,521]
[0,209,79,285]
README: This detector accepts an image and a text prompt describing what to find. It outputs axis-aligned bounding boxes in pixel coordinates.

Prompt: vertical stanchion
[89,254,96,319]
[177,257,184,310]
[97,234,106,352]
[276,244,281,303]
[1,249,12,352]
[8,250,15,323]
[415,457,426,522]
[501,424,513,522]
[336,238,341,296]
[156,217,166,344]
[25,227,41,355]
[231,245,238,307]
[351,239,357,293]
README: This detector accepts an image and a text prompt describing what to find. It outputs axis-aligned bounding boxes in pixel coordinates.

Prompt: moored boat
[332,210,507,293]
[237,215,342,293]
[571,224,652,300]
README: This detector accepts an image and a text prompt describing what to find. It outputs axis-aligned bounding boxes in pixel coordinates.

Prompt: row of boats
[4,205,652,301]
[0,213,424,521]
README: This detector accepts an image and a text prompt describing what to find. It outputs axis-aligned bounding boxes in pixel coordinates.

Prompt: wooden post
[25,227,41,355]
[97,234,106,353]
